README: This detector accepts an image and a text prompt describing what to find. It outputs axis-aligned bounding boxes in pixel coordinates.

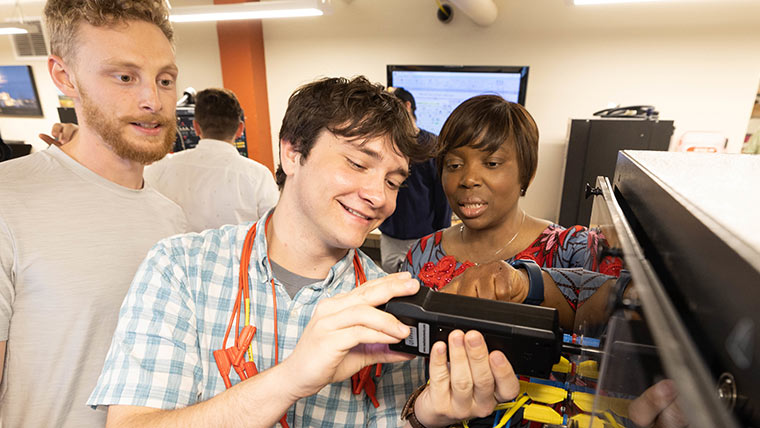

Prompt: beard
[80,88,177,164]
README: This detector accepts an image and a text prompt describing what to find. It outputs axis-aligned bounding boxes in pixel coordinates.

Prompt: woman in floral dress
[401,95,621,315]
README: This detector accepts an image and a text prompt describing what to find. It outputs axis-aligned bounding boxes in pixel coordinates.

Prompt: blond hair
[44,0,173,62]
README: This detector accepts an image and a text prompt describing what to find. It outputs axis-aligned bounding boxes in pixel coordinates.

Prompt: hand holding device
[279,272,419,399]
[412,329,520,427]
[383,287,563,379]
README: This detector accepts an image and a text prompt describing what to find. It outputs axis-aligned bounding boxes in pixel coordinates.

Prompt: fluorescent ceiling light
[574,0,664,4]
[0,23,36,35]
[0,26,27,35]
[170,0,329,23]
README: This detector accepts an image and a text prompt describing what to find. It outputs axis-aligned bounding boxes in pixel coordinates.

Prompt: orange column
[215,0,275,172]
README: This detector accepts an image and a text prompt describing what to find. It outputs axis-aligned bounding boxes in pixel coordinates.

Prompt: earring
[520,188,526,196]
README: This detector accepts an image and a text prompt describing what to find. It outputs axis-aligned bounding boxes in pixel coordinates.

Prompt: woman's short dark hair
[275,76,427,189]
[437,95,539,195]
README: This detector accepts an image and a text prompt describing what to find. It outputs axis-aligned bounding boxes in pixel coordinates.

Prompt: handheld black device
[382,287,563,379]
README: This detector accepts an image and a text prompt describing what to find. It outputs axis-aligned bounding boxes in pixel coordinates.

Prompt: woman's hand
[440,260,529,303]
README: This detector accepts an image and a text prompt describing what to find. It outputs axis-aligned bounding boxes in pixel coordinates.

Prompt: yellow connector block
[572,391,595,412]
[571,391,631,419]
[577,360,599,379]
[523,403,564,425]
[570,413,606,428]
[519,380,568,404]
[551,356,571,373]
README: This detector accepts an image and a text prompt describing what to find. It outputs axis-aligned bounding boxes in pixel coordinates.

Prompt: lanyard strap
[215,215,378,428]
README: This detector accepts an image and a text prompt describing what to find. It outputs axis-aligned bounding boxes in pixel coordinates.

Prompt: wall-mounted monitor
[387,65,528,135]
[0,65,43,117]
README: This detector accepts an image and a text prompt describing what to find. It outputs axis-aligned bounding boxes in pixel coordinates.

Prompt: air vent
[12,21,48,59]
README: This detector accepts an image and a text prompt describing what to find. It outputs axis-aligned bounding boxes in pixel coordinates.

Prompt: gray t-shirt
[0,146,189,428]
[269,259,322,298]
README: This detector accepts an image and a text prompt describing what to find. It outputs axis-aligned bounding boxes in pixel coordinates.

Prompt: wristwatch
[510,259,544,305]
[402,384,430,428]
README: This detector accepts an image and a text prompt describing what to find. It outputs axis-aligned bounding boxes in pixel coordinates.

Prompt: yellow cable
[493,394,530,428]
[434,0,448,15]
[244,298,254,360]
[602,411,624,428]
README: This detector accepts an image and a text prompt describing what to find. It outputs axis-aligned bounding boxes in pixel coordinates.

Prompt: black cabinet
[558,119,673,226]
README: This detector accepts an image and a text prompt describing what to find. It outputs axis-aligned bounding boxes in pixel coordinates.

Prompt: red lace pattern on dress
[418,255,475,290]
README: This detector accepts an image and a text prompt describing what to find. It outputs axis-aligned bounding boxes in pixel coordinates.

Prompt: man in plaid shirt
[89,76,520,427]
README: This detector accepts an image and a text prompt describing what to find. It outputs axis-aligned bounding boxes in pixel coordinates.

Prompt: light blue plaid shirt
[88,215,425,427]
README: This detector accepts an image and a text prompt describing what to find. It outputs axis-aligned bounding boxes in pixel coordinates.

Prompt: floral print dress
[400,224,622,310]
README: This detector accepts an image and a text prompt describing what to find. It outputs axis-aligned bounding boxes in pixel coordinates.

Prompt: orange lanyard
[213,215,378,428]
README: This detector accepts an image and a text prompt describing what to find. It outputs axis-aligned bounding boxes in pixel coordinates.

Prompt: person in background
[0,134,10,162]
[144,88,279,232]
[0,0,188,426]
[401,94,624,428]
[42,89,279,232]
[378,87,451,273]
[87,76,521,428]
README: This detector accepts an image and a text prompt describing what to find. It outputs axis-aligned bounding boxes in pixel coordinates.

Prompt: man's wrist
[410,385,454,428]
[269,359,307,403]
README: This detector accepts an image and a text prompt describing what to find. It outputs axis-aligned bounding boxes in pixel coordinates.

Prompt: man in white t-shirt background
[145,88,279,232]
[0,0,188,426]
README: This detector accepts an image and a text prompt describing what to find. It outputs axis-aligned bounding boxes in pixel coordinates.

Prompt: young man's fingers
[447,330,475,413]
[358,343,416,364]
[426,341,451,404]
[332,325,411,350]
[315,304,412,343]
[463,331,496,406]
[331,272,419,309]
[489,351,520,403]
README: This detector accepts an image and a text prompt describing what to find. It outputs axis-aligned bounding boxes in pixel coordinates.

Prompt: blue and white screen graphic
[391,70,523,135]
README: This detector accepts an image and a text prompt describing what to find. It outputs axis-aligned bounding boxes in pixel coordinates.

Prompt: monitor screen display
[387,65,528,135]
[0,65,43,117]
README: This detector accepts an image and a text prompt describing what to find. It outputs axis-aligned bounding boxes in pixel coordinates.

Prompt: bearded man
[0,1,188,426]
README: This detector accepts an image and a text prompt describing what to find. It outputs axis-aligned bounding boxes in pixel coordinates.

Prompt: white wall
[173,21,224,99]
[1,0,758,221]
[261,0,760,222]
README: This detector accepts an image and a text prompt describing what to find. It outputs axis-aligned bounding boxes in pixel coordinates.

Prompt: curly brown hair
[44,0,173,63]
[275,76,429,190]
